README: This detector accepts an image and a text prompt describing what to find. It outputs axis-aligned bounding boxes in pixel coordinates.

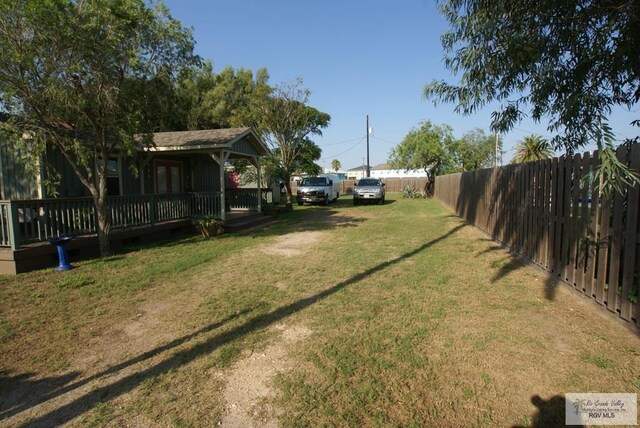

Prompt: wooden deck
[0,211,274,274]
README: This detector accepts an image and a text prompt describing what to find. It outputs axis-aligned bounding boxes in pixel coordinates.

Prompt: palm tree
[511,135,554,163]
[331,159,341,172]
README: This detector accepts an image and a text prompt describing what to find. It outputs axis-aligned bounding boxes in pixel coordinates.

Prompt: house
[369,163,429,179]
[345,163,429,180]
[345,165,367,180]
[0,127,270,274]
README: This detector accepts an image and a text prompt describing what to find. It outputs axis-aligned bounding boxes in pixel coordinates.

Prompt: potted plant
[193,215,224,237]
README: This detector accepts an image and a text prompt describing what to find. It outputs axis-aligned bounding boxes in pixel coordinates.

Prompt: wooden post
[211,151,230,220]
[8,201,20,251]
[149,194,156,226]
[139,154,153,194]
[253,157,262,213]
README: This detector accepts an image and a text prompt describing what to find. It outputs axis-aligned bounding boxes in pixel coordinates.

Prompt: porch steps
[224,212,275,233]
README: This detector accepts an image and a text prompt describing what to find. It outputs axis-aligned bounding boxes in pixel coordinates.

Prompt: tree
[169,62,271,131]
[249,79,330,207]
[388,121,455,195]
[331,159,341,172]
[450,128,501,171]
[424,0,639,193]
[512,135,555,163]
[0,0,196,255]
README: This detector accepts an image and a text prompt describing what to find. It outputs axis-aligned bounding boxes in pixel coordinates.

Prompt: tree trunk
[284,180,294,209]
[93,169,113,257]
[95,198,113,257]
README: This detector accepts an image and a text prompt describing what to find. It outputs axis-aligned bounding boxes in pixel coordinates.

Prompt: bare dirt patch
[260,231,323,257]
[220,324,312,427]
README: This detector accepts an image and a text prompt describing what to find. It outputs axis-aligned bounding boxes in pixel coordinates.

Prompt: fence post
[8,201,21,251]
[149,194,156,225]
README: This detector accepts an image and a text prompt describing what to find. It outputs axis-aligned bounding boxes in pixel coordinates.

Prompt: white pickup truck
[296,174,340,206]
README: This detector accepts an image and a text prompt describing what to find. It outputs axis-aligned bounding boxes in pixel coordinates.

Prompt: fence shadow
[435,144,640,328]
[0,309,252,422]
[7,224,466,427]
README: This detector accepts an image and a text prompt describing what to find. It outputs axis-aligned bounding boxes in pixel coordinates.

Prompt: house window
[106,158,121,196]
[155,160,182,194]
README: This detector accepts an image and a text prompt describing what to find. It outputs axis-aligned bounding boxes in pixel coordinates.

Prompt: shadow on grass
[511,395,583,428]
[0,309,253,422]
[9,223,466,427]
[83,206,369,261]
[473,238,560,300]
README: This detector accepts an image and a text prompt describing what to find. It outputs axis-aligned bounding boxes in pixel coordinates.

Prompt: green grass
[1,195,639,427]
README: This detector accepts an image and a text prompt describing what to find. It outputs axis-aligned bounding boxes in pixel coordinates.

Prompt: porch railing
[0,192,224,249]
[226,188,273,210]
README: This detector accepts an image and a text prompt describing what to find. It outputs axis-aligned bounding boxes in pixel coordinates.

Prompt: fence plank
[585,151,601,298]
[561,155,573,282]
[607,147,626,312]
[595,188,610,305]
[620,144,640,321]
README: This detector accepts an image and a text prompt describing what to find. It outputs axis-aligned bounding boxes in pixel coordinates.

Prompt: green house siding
[1,147,225,200]
[121,158,140,195]
[44,146,90,198]
[191,155,220,192]
[0,144,39,200]
[230,137,260,156]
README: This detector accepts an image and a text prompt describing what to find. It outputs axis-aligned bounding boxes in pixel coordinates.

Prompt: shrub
[192,215,224,238]
[401,185,427,199]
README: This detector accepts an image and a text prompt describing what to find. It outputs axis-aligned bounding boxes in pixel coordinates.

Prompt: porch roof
[141,127,270,157]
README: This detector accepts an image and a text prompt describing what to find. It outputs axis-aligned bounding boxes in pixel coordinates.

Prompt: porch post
[254,157,262,213]
[210,151,230,220]
[139,154,153,194]
[8,201,20,251]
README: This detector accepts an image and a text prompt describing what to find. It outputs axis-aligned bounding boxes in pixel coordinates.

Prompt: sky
[163,0,638,171]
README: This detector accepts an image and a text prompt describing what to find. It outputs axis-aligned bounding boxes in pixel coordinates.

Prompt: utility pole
[366,115,371,177]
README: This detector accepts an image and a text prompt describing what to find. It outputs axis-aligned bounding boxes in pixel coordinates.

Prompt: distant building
[345,165,367,180]
[322,169,347,181]
[346,163,429,180]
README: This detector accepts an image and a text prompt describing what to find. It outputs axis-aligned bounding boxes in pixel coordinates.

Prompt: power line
[371,136,399,146]
[319,137,365,160]
[319,136,364,147]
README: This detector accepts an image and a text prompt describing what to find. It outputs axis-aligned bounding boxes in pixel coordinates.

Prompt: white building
[346,163,429,180]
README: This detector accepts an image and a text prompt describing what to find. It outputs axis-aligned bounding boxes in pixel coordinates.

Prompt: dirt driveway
[1,199,638,427]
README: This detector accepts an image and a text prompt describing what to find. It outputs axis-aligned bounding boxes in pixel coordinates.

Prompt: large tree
[250,80,330,207]
[170,62,271,131]
[0,0,196,255]
[450,128,501,171]
[424,0,639,192]
[388,121,455,195]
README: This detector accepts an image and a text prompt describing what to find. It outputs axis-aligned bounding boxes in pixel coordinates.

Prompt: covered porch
[0,128,271,273]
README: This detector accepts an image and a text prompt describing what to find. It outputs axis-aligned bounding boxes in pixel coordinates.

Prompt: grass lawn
[1,194,638,427]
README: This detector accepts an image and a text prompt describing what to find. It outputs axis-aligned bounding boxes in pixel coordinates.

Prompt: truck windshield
[301,177,327,186]
[357,179,380,186]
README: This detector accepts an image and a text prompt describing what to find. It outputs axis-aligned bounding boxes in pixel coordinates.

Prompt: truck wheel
[353,199,358,206]
[323,196,329,206]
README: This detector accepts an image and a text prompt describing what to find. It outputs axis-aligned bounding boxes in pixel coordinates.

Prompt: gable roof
[141,127,270,156]
[347,163,389,172]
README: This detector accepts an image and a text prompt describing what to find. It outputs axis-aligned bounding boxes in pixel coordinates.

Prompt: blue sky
[163,0,638,170]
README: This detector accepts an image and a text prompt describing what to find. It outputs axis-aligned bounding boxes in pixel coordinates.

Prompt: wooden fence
[434,144,640,328]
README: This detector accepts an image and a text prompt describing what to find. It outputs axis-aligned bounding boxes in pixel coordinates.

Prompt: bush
[192,215,224,237]
[401,185,427,199]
